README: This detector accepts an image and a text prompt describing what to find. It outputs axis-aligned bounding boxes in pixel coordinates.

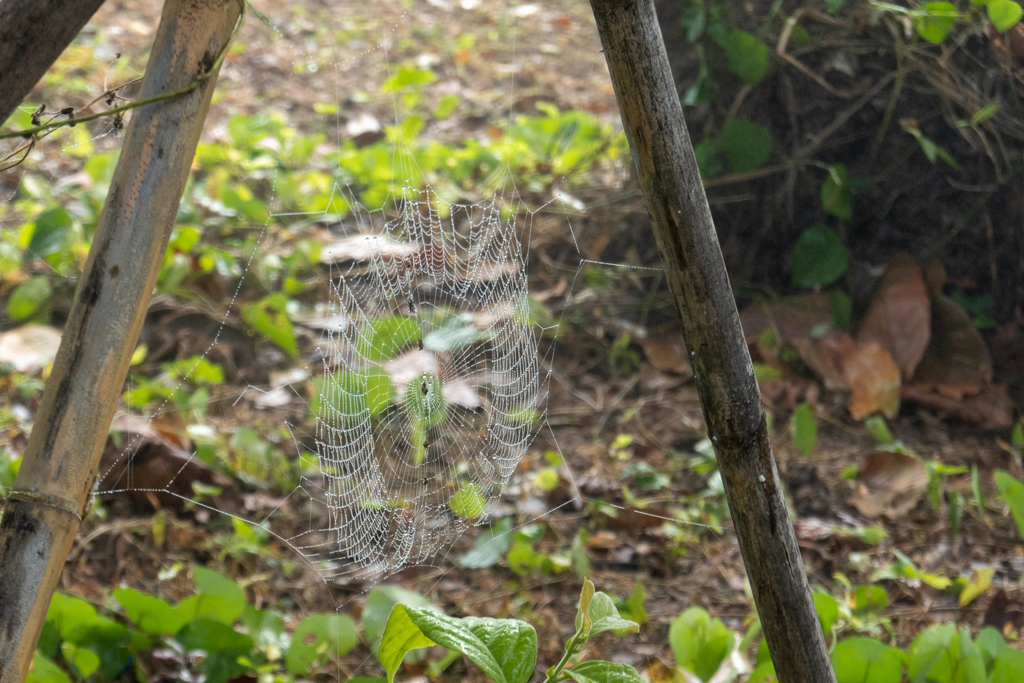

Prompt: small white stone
[758,474,766,483]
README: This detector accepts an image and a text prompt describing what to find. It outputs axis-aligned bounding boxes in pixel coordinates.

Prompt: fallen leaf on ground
[0,324,62,373]
[848,450,928,518]
[901,383,1014,430]
[856,254,931,379]
[844,342,901,419]
[911,294,992,399]
[638,330,692,376]
[739,291,834,344]
[319,234,418,264]
[792,330,858,390]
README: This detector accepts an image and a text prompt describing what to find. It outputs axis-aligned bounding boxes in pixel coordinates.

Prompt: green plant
[377,578,641,683]
[30,567,357,683]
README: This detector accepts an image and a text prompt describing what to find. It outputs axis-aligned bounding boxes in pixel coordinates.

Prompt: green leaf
[379,605,537,683]
[718,119,773,173]
[286,613,358,674]
[27,208,72,258]
[820,163,853,220]
[723,30,769,84]
[791,403,817,456]
[915,2,958,43]
[694,139,722,180]
[576,592,640,641]
[359,315,420,361]
[680,6,706,42]
[26,653,72,683]
[450,483,486,519]
[176,618,253,652]
[812,592,840,636]
[995,470,1024,541]
[988,0,1023,32]
[535,467,560,491]
[363,586,438,654]
[241,295,297,358]
[864,416,893,445]
[381,64,436,92]
[975,626,1006,668]
[669,607,735,682]
[7,277,51,321]
[460,517,514,568]
[831,638,904,683]
[972,466,986,521]
[792,225,848,288]
[826,0,846,13]
[907,625,984,683]
[991,646,1024,682]
[114,588,187,635]
[566,661,644,683]
[434,94,461,118]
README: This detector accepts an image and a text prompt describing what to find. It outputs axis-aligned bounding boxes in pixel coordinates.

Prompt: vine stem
[0,0,246,142]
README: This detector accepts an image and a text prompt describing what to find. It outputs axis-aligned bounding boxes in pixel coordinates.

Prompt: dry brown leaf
[638,330,692,376]
[902,383,1014,430]
[739,291,834,345]
[844,342,901,419]
[911,294,992,399]
[319,234,418,264]
[848,450,928,518]
[0,324,62,374]
[792,330,858,390]
[856,254,931,379]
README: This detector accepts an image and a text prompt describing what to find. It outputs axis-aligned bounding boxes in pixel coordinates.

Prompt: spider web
[1,0,716,590]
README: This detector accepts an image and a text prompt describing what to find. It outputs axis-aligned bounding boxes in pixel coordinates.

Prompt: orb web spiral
[305,188,538,578]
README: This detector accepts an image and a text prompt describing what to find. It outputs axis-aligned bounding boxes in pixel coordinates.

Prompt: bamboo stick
[0,0,108,127]
[0,1,242,679]
[588,1,836,681]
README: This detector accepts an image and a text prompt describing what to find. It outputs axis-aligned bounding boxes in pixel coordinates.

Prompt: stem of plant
[542,631,584,683]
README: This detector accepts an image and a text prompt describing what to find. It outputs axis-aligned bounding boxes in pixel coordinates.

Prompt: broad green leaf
[535,467,560,491]
[959,567,993,607]
[434,94,461,119]
[404,372,447,428]
[991,646,1024,682]
[812,592,840,636]
[915,2,958,43]
[381,64,436,92]
[8,277,51,321]
[358,315,420,361]
[450,483,486,519]
[791,403,817,456]
[114,588,187,635]
[362,586,437,653]
[995,470,1024,541]
[975,626,1006,668]
[175,567,246,625]
[820,163,852,220]
[26,653,72,683]
[286,613,358,674]
[669,607,735,682]
[27,208,72,258]
[792,225,848,288]
[460,517,514,569]
[718,119,773,173]
[241,295,298,358]
[578,577,596,638]
[380,605,537,683]
[831,638,904,683]
[988,0,1023,32]
[566,661,644,683]
[907,625,984,683]
[748,661,776,683]
[60,643,99,679]
[176,618,253,652]
[723,30,769,84]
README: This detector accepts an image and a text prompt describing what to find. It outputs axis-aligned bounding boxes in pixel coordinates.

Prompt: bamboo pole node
[5,490,83,520]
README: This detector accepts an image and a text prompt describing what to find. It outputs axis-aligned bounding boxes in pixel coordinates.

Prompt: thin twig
[0,4,245,142]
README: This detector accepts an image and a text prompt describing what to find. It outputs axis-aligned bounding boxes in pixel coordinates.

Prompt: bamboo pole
[0,0,108,126]
[588,1,836,681]
[0,1,242,679]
